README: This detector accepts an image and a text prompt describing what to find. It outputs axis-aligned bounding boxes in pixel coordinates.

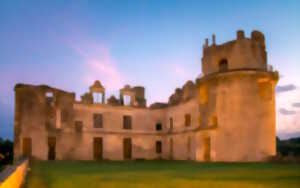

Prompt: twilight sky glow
[0,0,299,140]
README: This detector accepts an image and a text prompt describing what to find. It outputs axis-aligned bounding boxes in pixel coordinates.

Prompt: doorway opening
[123,138,132,159]
[93,137,103,160]
[22,137,32,158]
[169,138,173,160]
[48,137,56,160]
[203,137,211,161]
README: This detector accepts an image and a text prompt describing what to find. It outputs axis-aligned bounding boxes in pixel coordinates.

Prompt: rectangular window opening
[169,117,173,130]
[93,92,103,104]
[93,113,103,128]
[156,123,162,131]
[75,121,83,132]
[185,114,191,127]
[156,141,162,154]
[123,115,132,129]
[123,95,131,106]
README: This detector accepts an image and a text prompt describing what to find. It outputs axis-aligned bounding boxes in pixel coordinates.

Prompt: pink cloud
[69,41,124,91]
[171,64,190,79]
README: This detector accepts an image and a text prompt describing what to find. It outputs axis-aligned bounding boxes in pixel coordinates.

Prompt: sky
[0,0,299,140]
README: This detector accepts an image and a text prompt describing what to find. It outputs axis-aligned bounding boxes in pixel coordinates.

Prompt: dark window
[93,113,103,128]
[156,141,162,154]
[219,59,228,72]
[185,114,191,127]
[156,123,162,131]
[75,121,83,132]
[61,109,69,123]
[169,118,173,130]
[123,115,132,129]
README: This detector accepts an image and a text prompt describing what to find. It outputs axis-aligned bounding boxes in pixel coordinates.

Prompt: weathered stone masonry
[14,30,279,161]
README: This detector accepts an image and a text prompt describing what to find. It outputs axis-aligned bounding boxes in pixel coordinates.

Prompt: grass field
[24,160,300,188]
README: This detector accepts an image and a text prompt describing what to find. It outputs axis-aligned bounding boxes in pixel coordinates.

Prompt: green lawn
[24,160,300,188]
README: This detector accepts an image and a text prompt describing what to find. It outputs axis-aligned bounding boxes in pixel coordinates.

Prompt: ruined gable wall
[14,84,75,160]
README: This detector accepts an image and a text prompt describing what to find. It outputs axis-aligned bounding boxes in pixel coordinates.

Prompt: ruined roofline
[15,68,277,110]
[13,80,198,110]
[202,30,265,51]
[13,30,270,109]
[14,83,75,95]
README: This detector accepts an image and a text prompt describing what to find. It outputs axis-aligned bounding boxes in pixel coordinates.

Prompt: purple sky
[0,0,300,140]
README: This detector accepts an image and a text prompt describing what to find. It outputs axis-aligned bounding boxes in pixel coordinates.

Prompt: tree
[0,138,13,167]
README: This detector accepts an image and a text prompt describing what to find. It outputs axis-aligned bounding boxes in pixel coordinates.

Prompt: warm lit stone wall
[197,70,278,161]
[13,30,278,162]
[13,71,277,162]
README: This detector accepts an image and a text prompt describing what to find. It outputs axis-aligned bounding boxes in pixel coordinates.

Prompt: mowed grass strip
[24,160,300,188]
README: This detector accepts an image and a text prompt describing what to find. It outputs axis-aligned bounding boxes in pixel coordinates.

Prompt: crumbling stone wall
[14,30,278,162]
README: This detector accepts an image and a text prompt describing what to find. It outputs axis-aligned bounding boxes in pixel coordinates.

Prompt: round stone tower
[197,30,279,161]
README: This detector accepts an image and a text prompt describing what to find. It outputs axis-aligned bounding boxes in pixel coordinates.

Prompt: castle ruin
[14,30,279,161]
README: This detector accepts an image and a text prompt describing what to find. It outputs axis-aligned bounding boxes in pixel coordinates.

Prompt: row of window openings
[95,139,162,160]
[74,114,193,131]
[93,93,132,105]
[74,115,133,131]
[94,138,163,156]
[23,137,196,160]
[22,137,162,160]
[45,91,132,106]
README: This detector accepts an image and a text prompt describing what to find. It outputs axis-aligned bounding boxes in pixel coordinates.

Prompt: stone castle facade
[14,30,279,161]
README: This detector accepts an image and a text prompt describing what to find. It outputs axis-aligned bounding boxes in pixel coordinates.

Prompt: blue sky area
[0,0,300,140]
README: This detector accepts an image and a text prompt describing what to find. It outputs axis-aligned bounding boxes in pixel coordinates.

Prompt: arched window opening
[93,92,103,104]
[219,59,228,72]
[123,95,131,106]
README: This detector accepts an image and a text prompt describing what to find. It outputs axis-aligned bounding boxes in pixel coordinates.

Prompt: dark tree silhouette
[0,138,13,168]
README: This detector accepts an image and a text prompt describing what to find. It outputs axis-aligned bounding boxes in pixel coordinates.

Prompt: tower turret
[202,30,267,75]
[197,30,278,161]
